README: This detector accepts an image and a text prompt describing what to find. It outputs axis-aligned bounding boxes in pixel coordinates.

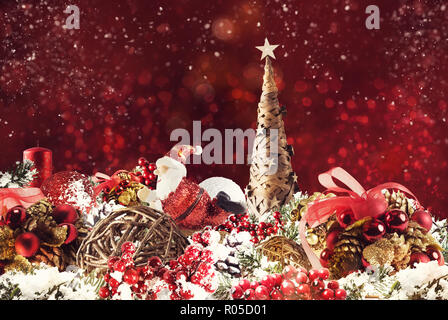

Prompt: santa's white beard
[156,169,184,200]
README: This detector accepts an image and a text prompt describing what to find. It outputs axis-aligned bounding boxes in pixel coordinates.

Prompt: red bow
[299,167,421,269]
[0,188,45,216]
[93,170,140,197]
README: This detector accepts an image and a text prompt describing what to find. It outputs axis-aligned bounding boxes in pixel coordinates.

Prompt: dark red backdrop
[1,0,447,218]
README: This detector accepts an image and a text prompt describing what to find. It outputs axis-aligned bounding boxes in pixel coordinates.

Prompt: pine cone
[22,212,67,247]
[363,233,411,270]
[384,190,415,216]
[404,221,442,252]
[26,199,53,216]
[29,246,66,271]
[106,182,144,206]
[328,221,365,279]
[0,226,16,260]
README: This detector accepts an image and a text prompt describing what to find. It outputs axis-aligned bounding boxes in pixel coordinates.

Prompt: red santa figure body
[138,145,246,230]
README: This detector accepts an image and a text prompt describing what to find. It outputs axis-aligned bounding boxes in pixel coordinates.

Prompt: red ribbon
[93,170,140,197]
[0,188,45,216]
[299,167,421,269]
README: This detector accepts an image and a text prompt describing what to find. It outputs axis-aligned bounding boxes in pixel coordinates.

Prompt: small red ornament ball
[231,285,243,300]
[411,210,433,233]
[282,265,298,280]
[280,279,296,297]
[426,247,445,266]
[320,249,332,267]
[409,252,431,268]
[123,268,139,285]
[41,171,95,213]
[362,218,386,242]
[270,288,283,300]
[15,232,40,257]
[5,206,27,229]
[337,210,356,228]
[321,289,335,300]
[335,289,347,300]
[385,210,409,234]
[52,204,78,224]
[254,285,270,300]
[98,286,110,299]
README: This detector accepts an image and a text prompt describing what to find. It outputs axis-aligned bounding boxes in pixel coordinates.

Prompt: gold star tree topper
[256,38,279,60]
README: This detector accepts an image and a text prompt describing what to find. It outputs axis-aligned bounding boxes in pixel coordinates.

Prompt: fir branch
[0,160,37,188]
[212,274,232,300]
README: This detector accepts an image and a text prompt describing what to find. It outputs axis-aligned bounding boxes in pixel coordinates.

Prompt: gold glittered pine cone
[29,246,66,271]
[404,221,442,252]
[105,181,145,206]
[4,255,32,273]
[22,212,67,247]
[362,233,410,270]
[0,226,16,260]
[328,220,366,279]
[384,190,415,216]
[26,198,54,217]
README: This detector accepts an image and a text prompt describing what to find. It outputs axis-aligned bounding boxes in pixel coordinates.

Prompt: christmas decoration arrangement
[0,39,447,302]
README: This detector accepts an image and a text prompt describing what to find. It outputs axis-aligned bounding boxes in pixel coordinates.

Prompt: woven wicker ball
[76,206,188,272]
[258,236,312,270]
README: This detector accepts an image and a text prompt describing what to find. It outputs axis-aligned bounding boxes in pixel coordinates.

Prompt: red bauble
[5,206,27,229]
[336,210,355,228]
[270,288,283,300]
[335,288,347,300]
[411,210,433,233]
[320,248,332,267]
[238,279,251,291]
[41,171,95,213]
[244,288,256,300]
[254,285,270,300]
[60,223,78,244]
[270,273,283,287]
[282,265,298,279]
[231,285,243,300]
[98,286,110,299]
[321,289,335,300]
[123,268,140,285]
[259,275,274,289]
[51,204,78,224]
[409,252,431,267]
[325,230,341,251]
[280,279,296,297]
[296,283,311,296]
[15,232,40,257]
[317,268,330,280]
[308,269,319,282]
[385,210,409,234]
[295,272,309,284]
[426,247,445,266]
[362,218,386,242]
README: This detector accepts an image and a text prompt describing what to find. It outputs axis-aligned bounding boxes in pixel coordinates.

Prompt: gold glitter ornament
[384,190,415,216]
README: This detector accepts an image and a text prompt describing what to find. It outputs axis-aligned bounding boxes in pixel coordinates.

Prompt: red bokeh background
[1,0,447,218]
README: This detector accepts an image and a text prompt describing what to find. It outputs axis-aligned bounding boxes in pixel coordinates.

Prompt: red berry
[296,283,311,296]
[121,242,136,254]
[317,268,330,280]
[244,289,256,300]
[271,273,283,287]
[98,286,110,299]
[147,163,156,171]
[327,280,339,290]
[147,256,162,268]
[103,273,110,283]
[260,275,274,289]
[321,289,335,300]
[254,285,270,300]
[147,173,156,181]
[123,268,139,285]
[335,288,347,300]
[273,211,281,219]
[308,269,319,282]
[138,157,147,166]
[109,277,120,288]
[162,271,175,284]
[169,260,179,269]
[270,288,284,300]
[238,279,251,291]
[295,272,309,284]
[280,279,296,297]
[282,265,298,279]
[311,279,325,292]
[114,260,126,273]
[250,280,259,290]
[108,256,120,270]
[231,285,243,300]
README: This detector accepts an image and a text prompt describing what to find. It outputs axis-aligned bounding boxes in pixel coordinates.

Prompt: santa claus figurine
[137,144,246,230]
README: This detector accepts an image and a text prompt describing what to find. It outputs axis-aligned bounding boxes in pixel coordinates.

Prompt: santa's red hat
[167,144,202,164]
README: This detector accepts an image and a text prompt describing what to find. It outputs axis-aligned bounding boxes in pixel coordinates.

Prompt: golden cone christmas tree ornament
[246,40,297,217]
